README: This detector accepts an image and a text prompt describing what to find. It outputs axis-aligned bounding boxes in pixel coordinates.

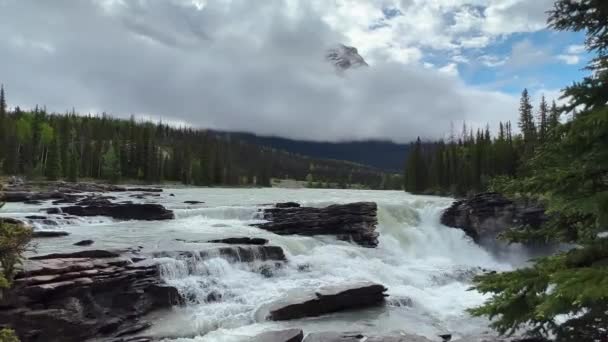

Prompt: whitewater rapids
[0,188,518,341]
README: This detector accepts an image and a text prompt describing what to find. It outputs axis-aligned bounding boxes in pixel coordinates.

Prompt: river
[0,188,522,341]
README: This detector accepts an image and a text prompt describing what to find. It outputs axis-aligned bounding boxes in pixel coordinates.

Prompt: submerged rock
[184,200,204,205]
[32,230,70,238]
[262,281,387,321]
[441,192,546,243]
[303,332,432,342]
[50,203,174,221]
[250,329,304,342]
[0,249,182,342]
[256,202,379,247]
[73,239,94,246]
[207,237,269,245]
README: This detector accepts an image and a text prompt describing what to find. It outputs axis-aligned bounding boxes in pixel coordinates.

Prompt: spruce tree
[548,100,560,133]
[101,143,121,183]
[45,137,62,181]
[470,1,608,340]
[518,89,536,154]
[537,95,548,144]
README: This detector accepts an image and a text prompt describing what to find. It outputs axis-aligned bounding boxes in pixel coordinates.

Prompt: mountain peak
[326,44,369,70]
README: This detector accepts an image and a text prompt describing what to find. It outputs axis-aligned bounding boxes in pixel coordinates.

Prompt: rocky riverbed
[0,184,542,341]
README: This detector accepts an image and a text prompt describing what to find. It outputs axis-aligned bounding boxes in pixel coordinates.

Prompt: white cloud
[556,54,580,65]
[439,63,459,76]
[566,44,585,54]
[0,0,558,143]
[479,54,507,67]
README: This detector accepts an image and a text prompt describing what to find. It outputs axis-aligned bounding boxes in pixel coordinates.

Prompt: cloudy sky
[0,0,588,142]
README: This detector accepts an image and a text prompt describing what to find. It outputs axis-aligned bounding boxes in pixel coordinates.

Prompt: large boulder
[0,249,182,342]
[441,192,546,243]
[249,329,304,342]
[255,202,378,247]
[303,332,432,342]
[51,203,174,221]
[261,282,387,321]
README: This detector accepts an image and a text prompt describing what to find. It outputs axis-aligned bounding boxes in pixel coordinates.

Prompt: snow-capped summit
[326,44,369,70]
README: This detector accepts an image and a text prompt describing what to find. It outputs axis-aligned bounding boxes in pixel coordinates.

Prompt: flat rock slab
[256,202,378,247]
[51,203,174,221]
[32,230,70,238]
[263,281,387,321]
[249,329,304,342]
[303,332,433,342]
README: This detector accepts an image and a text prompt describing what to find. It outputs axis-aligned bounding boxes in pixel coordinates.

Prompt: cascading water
[0,188,518,341]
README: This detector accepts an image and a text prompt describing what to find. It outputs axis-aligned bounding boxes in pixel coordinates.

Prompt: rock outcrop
[302,332,432,342]
[441,192,546,243]
[326,44,368,71]
[0,250,182,342]
[256,202,378,247]
[261,282,387,321]
[50,203,174,221]
[250,329,304,342]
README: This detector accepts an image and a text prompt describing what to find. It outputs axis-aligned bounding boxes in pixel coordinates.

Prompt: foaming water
[0,188,515,340]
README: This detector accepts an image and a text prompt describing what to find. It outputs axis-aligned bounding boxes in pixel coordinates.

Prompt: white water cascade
[0,188,519,341]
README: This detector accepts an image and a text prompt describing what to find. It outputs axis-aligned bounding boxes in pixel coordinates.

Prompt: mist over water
[0,188,522,341]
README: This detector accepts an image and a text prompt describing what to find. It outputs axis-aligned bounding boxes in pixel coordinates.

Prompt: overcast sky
[0,0,588,142]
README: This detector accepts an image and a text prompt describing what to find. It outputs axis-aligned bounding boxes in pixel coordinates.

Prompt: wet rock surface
[208,237,269,245]
[0,249,182,342]
[441,192,546,243]
[256,202,379,247]
[31,230,70,238]
[50,203,174,221]
[153,245,286,263]
[302,332,432,342]
[262,282,387,321]
[249,329,304,342]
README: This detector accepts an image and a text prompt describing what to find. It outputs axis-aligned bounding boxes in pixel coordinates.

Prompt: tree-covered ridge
[0,90,400,189]
[403,90,558,196]
[468,0,608,340]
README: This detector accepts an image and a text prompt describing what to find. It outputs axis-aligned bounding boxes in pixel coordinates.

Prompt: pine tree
[45,137,62,181]
[548,100,560,133]
[404,137,428,193]
[518,88,536,154]
[101,143,121,183]
[537,95,548,144]
[471,1,608,340]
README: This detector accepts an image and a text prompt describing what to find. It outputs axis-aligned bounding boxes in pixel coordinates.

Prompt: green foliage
[45,137,62,181]
[0,328,19,342]
[101,143,121,183]
[470,1,608,340]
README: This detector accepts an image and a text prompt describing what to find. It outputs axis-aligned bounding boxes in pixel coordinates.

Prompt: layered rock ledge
[260,281,387,321]
[441,192,546,243]
[256,202,378,247]
[48,203,175,221]
[0,250,181,342]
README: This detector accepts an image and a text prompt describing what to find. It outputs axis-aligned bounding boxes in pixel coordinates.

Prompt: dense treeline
[470,0,608,340]
[0,88,399,189]
[404,89,560,196]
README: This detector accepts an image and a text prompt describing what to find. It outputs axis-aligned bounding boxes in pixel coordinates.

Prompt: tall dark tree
[470,1,608,340]
[518,88,536,154]
[45,138,62,181]
[537,94,549,144]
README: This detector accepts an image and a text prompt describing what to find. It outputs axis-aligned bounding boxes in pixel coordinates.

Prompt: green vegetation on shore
[403,90,558,197]
[463,1,607,340]
[0,185,31,342]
